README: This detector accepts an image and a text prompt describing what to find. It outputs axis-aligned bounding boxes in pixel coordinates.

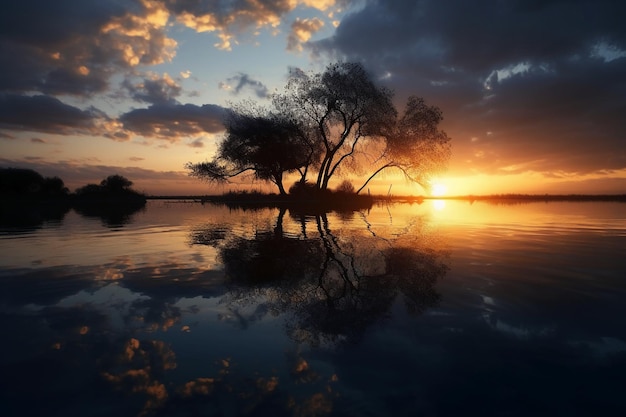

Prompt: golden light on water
[432,199,446,211]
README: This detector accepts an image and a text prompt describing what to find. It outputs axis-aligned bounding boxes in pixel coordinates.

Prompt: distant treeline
[447,194,626,202]
[388,193,626,203]
[146,192,626,204]
[0,167,146,206]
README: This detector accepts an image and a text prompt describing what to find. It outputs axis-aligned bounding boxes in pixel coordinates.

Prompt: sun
[431,182,448,197]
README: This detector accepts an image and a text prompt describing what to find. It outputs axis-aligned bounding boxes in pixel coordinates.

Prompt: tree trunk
[274,173,287,195]
[277,181,286,195]
[316,154,329,190]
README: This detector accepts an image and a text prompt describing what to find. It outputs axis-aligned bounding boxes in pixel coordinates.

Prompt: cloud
[308,0,626,176]
[301,0,338,10]
[0,0,195,143]
[119,103,227,140]
[0,77,222,145]
[165,0,339,50]
[101,0,176,67]
[0,0,177,97]
[287,18,325,52]
[0,94,106,135]
[219,73,269,98]
[188,139,204,148]
[123,73,182,104]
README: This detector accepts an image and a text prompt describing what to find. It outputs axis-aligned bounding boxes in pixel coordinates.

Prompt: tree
[0,168,45,195]
[75,174,143,200]
[0,168,69,197]
[355,96,452,194]
[41,176,69,196]
[186,108,315,195]
[100,174,133,192]
[187,62,451,195]
[274,62,398,191]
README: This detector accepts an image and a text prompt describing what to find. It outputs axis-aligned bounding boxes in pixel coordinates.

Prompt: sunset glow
[431,183,448,197]
[1,1,624,196]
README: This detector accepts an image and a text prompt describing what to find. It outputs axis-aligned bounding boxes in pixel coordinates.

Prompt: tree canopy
[187,62,451,196]
[187,108,315,195]
[0,167,68,197]
[74,174,144,202]
[100,174,133,192]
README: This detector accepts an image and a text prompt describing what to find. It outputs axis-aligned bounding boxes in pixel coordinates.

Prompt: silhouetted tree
[42,176,69,196]
[356,96,451,194]
[0,168,71,229]
[187,62,451,195]
[335,180,355,194]
[0,167,69,198]
[187,110,315,195]
[74,183,102,196]
[75,175,138,197]
[73,175,146,226]
[0,168,45,195]
[100,174,133,192]
[274,62,398,191]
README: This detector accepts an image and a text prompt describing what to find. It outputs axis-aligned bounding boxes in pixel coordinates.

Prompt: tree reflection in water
[1,203,449,417]
[190,206,448,347]
[73,203,146,227]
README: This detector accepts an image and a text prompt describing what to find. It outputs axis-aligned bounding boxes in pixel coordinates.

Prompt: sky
[1,0,625,196]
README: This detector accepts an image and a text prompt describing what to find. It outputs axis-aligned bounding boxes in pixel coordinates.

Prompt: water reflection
[0,203,145,237]
[72,203,146,228]
[431,199,446,211]
[0,200,70,233]
[2,200,626,416]
[190,207,448,346]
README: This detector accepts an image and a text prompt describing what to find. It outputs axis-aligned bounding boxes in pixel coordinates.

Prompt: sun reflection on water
[431,199,446,211]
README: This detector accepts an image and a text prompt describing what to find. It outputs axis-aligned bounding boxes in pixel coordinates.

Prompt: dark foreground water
[1,199,625,417]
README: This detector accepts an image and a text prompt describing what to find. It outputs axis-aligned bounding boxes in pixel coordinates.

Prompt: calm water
[1,199,625,417]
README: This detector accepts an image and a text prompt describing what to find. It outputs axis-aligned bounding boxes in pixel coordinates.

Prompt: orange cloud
[101,0,176,67]
[173,0,337,50]
[287,18,325,52]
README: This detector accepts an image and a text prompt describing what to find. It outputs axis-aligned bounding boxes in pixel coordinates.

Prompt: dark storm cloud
[0,0,130,45]
[220,73,269,98]
[123,74,183,105]
[468,56,626,175]
[119,103,227,139]
[309,0,626,176]
[0,0,123,95]
[312,0,626,74]
[0,94,105,135]
[0,0,175,97]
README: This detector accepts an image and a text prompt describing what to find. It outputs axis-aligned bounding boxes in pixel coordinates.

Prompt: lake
[1,199,625,417]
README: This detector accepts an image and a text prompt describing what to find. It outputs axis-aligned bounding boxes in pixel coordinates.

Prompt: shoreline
[145,193,626,203]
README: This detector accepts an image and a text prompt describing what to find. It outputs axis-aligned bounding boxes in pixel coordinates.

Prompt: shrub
[335,180,355,194]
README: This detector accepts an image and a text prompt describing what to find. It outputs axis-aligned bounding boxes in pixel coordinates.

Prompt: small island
[1,168,147,227]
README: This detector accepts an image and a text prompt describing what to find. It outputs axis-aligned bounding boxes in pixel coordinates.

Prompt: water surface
[1,199,625,416]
